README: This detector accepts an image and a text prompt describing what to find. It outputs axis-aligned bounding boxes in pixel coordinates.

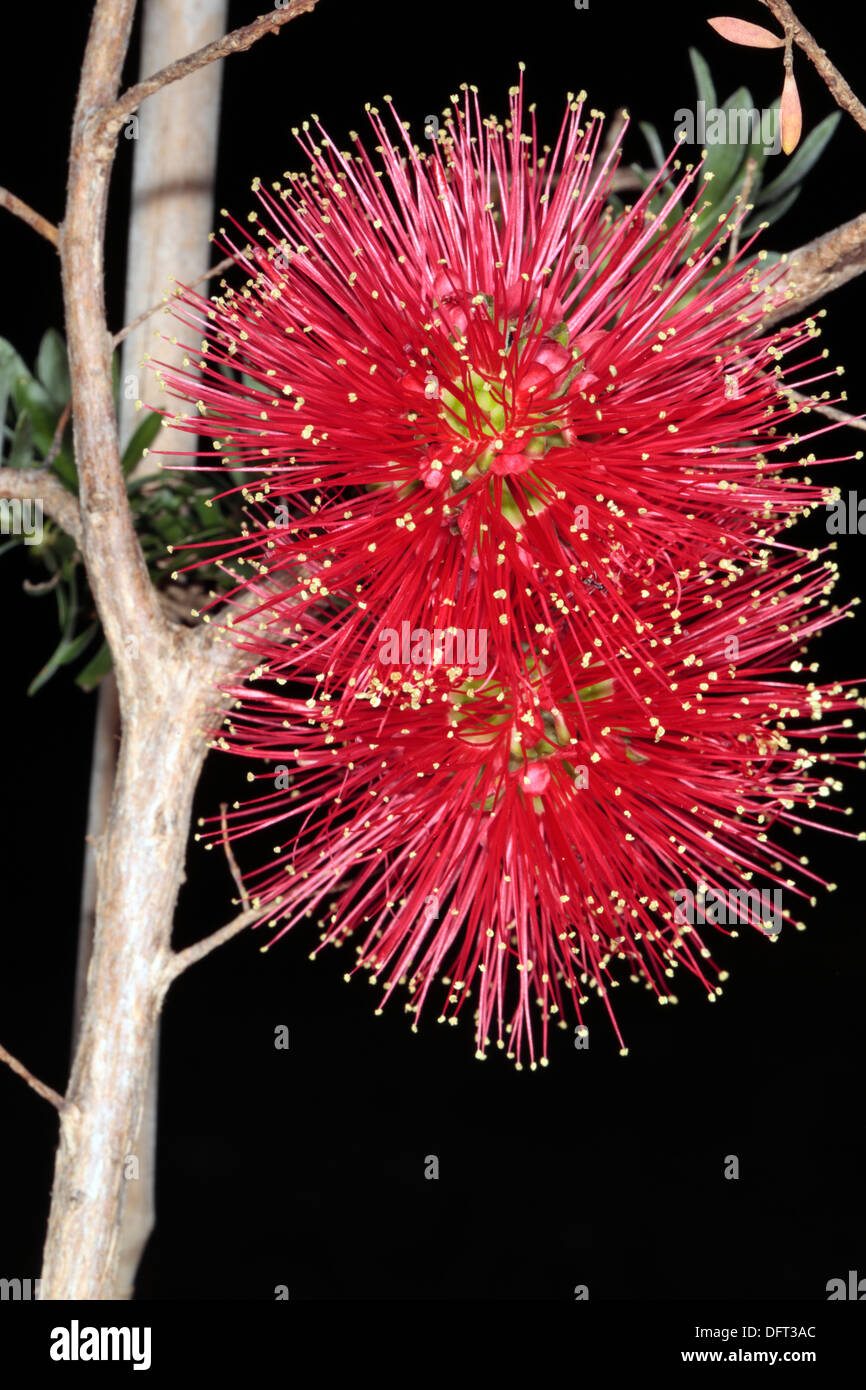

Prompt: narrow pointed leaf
[639,122,667,172]
[723,119,771,214]
[55,622,99,669]
[7,409,34,469]
[49,448,80,494]
[75,640,114,691]
[11,377,58,455]
[36,329,71,408]
[760,110,840,201]
[688,48,717,113]
[121,409,163,475]
[27,589,79,695]
[28,644,69,695]
[0,379,9,462]
[697,87,754,206]
[742,185,801,235]
[0,337,30,393]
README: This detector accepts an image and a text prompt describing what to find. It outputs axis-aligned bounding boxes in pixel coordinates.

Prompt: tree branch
[0,467,82,545]
[62,0,167,684]
[787,388,866,433]
[220,802,250,909]
[37,0,324,1305]
[729,156,758,263]
[758,209,866,328]
[0,187,59,248]
[161,903,262,986]
[43,401,73,471]
[100,0,321,139]
[759,1,866,134]
[0,1040,67,1112]
[112,254,235,348]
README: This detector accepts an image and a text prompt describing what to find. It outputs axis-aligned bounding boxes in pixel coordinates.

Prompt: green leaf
[722,130,771,220]
[75,640,113,691]
[0,384,10,463]
[56,622,98,668]
[628,163,655,190]
[36,329,71,409]
[11,377,58,456]
[27,589,80,695]
[639,121,667,172]
[0,337,31,393]
[688,47,717,114]
[122,410,163,474]
[193,496,218,528]
[28,645,68,695]
[49,447,79,493]
[0,339,29,465]
[699,88,754,200]
[7,409,34,469]
[634,130,678,203]
[55,567,74,631]
[742,185,801,236]
[759,111,841,204]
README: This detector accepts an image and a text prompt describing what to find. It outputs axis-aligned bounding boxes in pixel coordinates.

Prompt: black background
[0,0,864,1303]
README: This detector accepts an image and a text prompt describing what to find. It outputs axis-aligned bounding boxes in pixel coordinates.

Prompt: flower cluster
[158,77,863,1066]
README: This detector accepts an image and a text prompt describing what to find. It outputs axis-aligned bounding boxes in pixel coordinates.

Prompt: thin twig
[0,1041,67,1111]
[598,107,628,169]
[759,0,866,134]
[608,169,644,194]
[220,802,250,909]
[59,0,168,675]
[758,208,866,328]
[729,156,758,263]
[42,401,72,470]
[0,467,83,545]
[100,0,321,139]
[22,569,62,595]
[112,254,236,347]
[162,904,262,985]
[787,388,866,433]
[0,187,59,248]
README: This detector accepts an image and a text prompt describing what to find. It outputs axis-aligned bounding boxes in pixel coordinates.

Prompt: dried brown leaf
[780,69,803,154]
[708,16,785,48]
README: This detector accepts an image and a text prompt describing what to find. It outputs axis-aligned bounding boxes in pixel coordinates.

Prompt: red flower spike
[158,79,863,1067]
[200,550,862,1068]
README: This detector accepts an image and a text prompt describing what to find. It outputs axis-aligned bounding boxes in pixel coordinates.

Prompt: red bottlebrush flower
[160,78,863,1065]
[201,546,862,1068]
[159,77,839,699]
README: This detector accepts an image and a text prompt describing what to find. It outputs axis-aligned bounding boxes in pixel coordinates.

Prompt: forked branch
[0,187,59,248]
[0,468,83,545]
[101,1,320,139]
[758,0,866,134]
[0,1041,68,1112]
